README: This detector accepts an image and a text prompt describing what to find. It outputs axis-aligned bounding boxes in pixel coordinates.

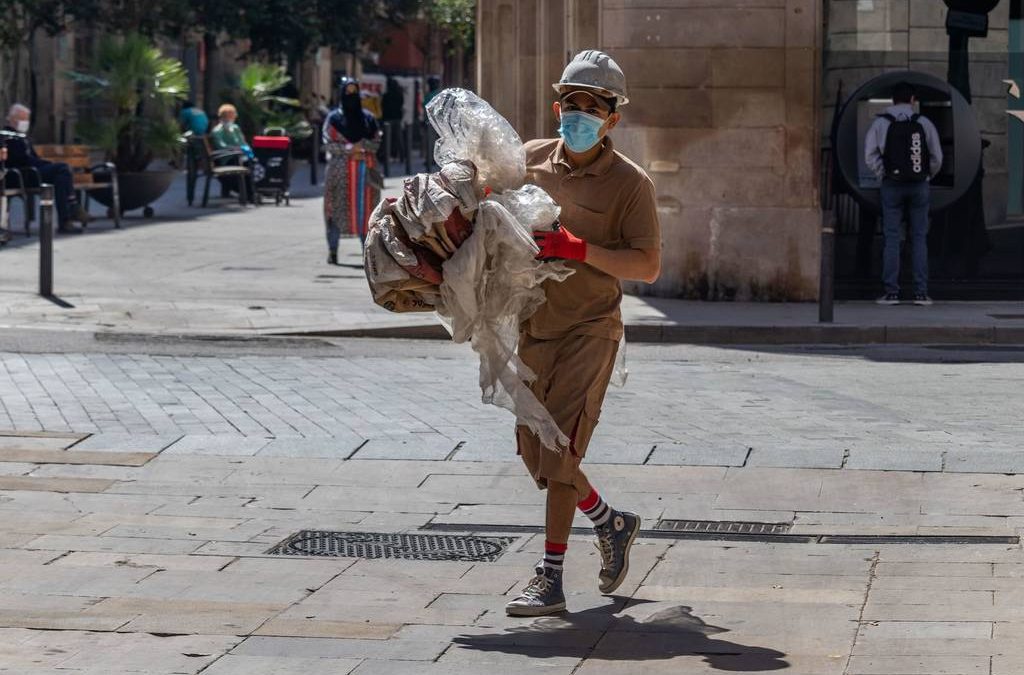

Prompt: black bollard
[39,184,54,297]
[383,122,393,178]
[818,209,835,324]
[404,123,413,176]
[311,130,319,186]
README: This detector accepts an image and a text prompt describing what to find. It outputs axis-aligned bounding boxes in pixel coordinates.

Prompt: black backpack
[880,113,930,182]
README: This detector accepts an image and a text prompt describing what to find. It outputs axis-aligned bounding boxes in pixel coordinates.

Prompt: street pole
[310,130,319,186]
[819,210,835,323]
[39,184,54,297]
[405,123,413,176]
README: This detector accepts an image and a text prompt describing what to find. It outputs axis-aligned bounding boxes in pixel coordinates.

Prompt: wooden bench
[34,144,121,228]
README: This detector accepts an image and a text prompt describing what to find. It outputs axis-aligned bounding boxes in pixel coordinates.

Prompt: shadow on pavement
[454,601,789,672]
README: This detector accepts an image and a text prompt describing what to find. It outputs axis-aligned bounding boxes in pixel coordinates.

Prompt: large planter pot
[90,170,177,216]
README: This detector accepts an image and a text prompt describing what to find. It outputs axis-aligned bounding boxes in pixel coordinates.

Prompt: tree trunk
[202,32,218,116]
[27,29,38,127]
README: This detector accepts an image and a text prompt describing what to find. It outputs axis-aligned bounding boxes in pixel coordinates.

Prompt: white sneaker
[876,293,900,306]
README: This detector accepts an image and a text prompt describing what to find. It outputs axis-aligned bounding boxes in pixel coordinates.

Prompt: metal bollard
[39,184,54,297]
[404,123,413,176]
[310,131,320,185]
[818,210,835,324]
[383,122,393,178]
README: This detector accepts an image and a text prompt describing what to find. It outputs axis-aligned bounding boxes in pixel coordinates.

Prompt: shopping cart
[251,135,291,205]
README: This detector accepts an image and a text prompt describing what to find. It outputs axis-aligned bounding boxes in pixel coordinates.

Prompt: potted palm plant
[229,63,313,142]
[69,33,189,216]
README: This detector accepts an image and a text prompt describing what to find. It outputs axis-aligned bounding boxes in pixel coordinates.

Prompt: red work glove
[534,224,587,262]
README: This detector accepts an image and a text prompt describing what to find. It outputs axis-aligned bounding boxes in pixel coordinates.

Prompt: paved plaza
[0,337,1022,673]
[0,171,1023,673]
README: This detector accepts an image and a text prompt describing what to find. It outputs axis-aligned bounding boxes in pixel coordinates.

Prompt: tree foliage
[424,0,475,51]
[68,33,189,171]
[224,63,312,140]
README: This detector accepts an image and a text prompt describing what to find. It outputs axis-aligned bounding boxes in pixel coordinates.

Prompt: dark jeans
[880,180,930,295]
[5,161,76,227]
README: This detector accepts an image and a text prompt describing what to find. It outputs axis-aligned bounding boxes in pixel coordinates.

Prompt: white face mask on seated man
[15,120,29,133]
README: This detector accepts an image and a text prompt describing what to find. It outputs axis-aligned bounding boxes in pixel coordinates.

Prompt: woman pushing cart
[322,77,382,264]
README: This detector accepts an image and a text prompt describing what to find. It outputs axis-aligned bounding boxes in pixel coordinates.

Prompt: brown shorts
[516,331,619,489]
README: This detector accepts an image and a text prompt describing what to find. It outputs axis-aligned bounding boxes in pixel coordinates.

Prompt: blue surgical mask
[558,111,605,153]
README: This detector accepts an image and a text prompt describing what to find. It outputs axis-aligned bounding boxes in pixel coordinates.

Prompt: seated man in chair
[3,104,83,234]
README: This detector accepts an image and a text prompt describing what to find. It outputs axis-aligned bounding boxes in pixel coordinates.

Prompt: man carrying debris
[507,50,662,616]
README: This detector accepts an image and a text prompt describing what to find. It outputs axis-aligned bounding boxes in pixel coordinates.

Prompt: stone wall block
[712,89,787,128]
[786,48,816,127]
[612,49,711,88]
[908,0,944,28]
[647,206,714,299]
[712,207,820,300]
[603,8,786,48]
[654,168,788,207]
[711,49,787,88]
[627,88,713,128]
[641,127,788,169]
[785,0,818,48]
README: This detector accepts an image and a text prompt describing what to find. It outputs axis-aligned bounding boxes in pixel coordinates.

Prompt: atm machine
[831,70,983,294]
[834,70,979,213]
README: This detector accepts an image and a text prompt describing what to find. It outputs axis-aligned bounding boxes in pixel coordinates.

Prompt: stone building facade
[477,0,1023,300]
[478,0,823,301]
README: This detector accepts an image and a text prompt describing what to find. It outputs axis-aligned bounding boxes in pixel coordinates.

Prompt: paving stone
[844,448,944,472]
[254,618,401,639]
[202,655,364,675]
[258,436,366,458]
[746,446,845,469]
[0,435,72,450]
[583,439,656,465]
[354,436,460,460]
[0,475,116,493]
[70,432,182,453]
[450,440,517,462]
[859,620,993,639]
[352,661,575,675]
[645,444,749,466]
[0,447,156,466]
[21,534,204,555]
[945,449,1024,474]
[52,551,235,571]
[846,655,990,674]
[163,435,272,456]
[229,635,449,660]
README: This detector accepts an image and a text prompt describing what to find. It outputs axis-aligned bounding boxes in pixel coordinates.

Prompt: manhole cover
[266,530,516,562]
[656,519,792,535]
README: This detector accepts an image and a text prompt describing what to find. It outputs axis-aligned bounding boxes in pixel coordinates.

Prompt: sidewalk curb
[278,324,1024,345]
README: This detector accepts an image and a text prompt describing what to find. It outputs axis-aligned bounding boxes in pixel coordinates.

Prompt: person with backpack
[864,82,943,306]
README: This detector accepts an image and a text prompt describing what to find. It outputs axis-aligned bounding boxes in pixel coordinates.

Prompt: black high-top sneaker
[595,510,641,594]
[506,564,566,617]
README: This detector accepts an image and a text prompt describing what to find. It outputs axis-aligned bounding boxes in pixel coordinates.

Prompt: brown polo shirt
[523,137,660,341]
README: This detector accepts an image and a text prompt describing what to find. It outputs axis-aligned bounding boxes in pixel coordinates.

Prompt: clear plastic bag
[436,194,574,451]
[492,184,562,232]
[426,88,527,193]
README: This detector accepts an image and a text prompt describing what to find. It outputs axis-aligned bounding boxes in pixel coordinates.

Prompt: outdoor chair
[1,166,37,235]
[196,136,252,207]
[34,144,121,229]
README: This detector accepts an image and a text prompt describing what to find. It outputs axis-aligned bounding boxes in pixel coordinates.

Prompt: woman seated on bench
[210,104,255,202]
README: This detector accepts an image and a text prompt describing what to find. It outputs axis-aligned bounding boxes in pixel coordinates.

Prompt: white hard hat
[553,50,629,106]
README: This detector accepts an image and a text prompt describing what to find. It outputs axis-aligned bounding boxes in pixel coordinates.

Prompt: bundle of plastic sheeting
[437,186,573,452]
[362,88,575,452]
